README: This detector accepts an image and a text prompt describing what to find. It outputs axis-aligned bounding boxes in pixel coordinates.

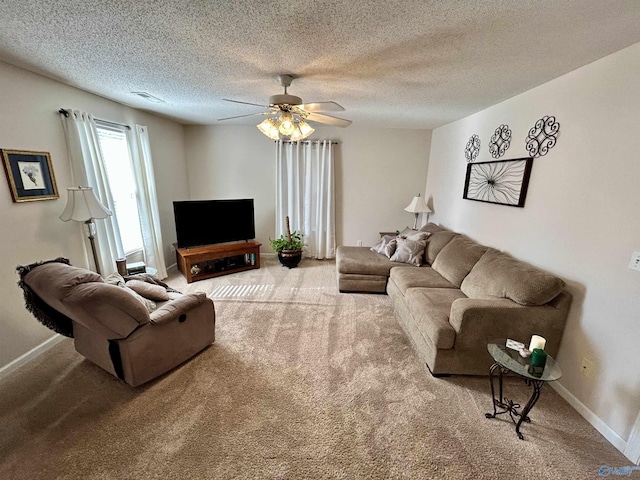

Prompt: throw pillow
[105,272,157,312]
[104,272,126,286]
[402,230,431,242]
[370,235,398,258]
[126,279,170,302]
[397,227,416,237]
[390,232,429,266]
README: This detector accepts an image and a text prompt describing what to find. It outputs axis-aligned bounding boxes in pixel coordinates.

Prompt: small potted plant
[270,216,303,268]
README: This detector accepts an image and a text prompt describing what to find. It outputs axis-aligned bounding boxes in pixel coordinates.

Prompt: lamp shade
[60,187,112,222]
[404,194,432,214]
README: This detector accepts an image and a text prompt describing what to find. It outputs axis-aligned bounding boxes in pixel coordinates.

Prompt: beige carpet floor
[0,257,629,479]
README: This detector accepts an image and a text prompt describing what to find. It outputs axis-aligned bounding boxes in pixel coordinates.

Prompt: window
[96,125,144,254]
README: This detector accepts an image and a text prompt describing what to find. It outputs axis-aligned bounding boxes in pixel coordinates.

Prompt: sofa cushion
[370,234,397,258]
[24,262,103,313]
[338,273,388,293]
[460,249,566,306]
[337,246,407,276]
[405,288,467,349]
[419,222,448,235]
[65,282,149,339]
[424,230,458,265]
[390,232,429,266]
[431,235,488,287]
[389,266,455,294]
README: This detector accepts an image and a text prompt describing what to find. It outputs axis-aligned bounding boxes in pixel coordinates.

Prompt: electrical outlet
[356,240,363,246]
[169,244,176,254]
[580,357,595,378]
[628,251,640,272]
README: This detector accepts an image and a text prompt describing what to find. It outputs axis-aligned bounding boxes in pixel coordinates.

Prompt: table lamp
[404,193,432,229]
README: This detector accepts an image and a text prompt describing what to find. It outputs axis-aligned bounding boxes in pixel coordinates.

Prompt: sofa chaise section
[336,246,410,293]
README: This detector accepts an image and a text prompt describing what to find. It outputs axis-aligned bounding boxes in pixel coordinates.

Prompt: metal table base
[485,362,545,440]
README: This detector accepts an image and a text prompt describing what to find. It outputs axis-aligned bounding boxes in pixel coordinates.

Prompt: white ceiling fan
[218,74,351,140]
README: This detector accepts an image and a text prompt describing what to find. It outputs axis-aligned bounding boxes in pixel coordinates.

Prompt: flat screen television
[173,199,255,249]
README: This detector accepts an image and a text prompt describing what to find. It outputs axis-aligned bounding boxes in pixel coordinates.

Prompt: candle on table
[529,335,546,352]
[530,348,548,368]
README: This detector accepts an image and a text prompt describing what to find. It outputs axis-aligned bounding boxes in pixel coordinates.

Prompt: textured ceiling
[1,1,640,129]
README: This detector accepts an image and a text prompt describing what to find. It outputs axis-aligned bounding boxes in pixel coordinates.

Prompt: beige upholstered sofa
[336,224,571,375]
[19,260,215,386]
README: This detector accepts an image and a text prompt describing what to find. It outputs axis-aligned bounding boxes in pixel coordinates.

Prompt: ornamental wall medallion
[488,124,512,159]
[526,116,560,158]
[464,134,481,162]
[462,157,533,208]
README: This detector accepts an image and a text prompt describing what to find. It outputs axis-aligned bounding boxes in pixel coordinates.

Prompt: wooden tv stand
[174,241,261,283]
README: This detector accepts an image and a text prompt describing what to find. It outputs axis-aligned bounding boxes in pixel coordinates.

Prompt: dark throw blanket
[16,257,75,338]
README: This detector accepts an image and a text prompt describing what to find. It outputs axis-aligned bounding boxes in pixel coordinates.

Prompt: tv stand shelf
[175,241,261,283]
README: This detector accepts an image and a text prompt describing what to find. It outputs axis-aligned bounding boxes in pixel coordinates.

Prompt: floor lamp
[404,193,432,230]
[60,186,112,275]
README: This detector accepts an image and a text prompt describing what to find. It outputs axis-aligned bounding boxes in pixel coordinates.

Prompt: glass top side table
[485,339,562,440]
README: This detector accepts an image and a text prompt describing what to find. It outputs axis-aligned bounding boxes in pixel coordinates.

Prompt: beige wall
[0,61,189,368]
[184,125,432,250]
[427,43,640,444]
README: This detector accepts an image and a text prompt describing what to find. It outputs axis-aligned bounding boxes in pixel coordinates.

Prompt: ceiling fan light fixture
[290,126,305,142]
[257,118,280,140]
[290,120,314,141]
[291,126,314,141]
[225,73,350,138]
[298,120,314,138]
[278,112,296,136]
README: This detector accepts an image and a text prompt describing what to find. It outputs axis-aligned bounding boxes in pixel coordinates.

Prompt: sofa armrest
[149,292,207,325]
[449,296,569,355]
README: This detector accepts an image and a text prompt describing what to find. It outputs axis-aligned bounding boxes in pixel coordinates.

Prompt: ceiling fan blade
[217,112,271,122]
[306,112,352,127]
[223,99,269,108]
[297,101,345,112]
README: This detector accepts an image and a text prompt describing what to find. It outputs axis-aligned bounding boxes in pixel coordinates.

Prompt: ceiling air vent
[132,92,165,103]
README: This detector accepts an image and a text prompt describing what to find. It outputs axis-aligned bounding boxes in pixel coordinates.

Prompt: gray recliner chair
[18,259,215,387]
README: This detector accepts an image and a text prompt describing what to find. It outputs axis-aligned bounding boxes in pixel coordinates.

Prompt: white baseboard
[624,413,640,464]
[0,335,65,381]
[551,381,627,454]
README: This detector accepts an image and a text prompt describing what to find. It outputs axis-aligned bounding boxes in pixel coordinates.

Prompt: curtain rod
[277,140,339,145]
[58,108,131,130]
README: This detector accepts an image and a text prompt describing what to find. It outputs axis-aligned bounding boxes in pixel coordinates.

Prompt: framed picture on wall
[1,149,59,202]
[462,157,533,208]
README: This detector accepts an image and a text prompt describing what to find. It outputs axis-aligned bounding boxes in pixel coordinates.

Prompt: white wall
[0,61,189,368]
[184,125,432,250]
[427,43,640,444]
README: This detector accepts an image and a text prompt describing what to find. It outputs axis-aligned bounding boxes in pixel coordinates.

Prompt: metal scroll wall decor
[463,157,533,208]
[488,124,511,159]
[526,115,560,158]
[464,134,481,162]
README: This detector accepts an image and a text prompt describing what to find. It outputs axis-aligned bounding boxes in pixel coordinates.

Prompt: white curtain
[127,125,168,279]
[61,110,124,274]
[276,140,336,259]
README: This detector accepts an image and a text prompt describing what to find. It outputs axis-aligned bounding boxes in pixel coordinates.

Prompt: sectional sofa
[336,224,572,375]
